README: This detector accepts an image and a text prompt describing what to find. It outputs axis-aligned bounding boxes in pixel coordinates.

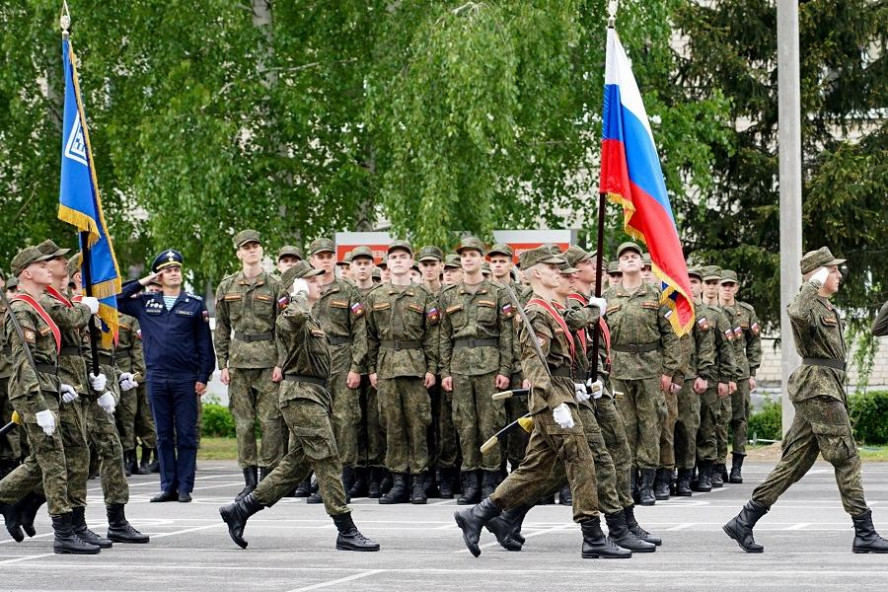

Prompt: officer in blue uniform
[117,250,215,502]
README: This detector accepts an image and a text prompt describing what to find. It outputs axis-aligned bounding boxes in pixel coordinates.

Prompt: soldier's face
[442,268,461,285]
[556,273,573,296]
[619,251,641,273]
[351,258,374,282]
[719,282,736,301]
[419,260,442,281]
[161,266,183,289]
[530,263,560,289]
[823,265,842,295]
[47,256,68,282]
[574,259,596,284]
[459,249,483,273]
[607,272,622,287]
[337,264,352,280]
[305,276,322,301]
[310,252,335,275]
[703,279,719,300]
[689,277,703,299]
[410,269,423,284]
[277,255,299,273]
[23,261,53,287]
[381,267,390,282]
[642,265,654,283]
[387,249,413,277]
[489,255,512,280]
[237,242,263,265]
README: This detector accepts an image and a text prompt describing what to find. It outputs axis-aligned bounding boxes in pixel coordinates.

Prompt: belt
[802,357,846,371]
[35,363,56,374]
[549,366,573,379]
[235,331,273,343]
[611,341,658,354]
[454,337,498,348]
[283,374,327,386]
[327,335,350,346]
[381,340,422,351]
[98,353,115,366]
[59,346,81,357]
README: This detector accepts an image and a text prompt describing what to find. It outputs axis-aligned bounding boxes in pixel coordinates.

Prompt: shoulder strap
[45,285,73,308]
[529,298,575,360]
[10,294,61,353]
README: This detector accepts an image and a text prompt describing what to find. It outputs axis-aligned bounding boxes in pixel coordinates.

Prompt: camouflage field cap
[37,239,71,259]
[233,229,261,249]
[350,246,374,261]
[616,242,643,258]
[519,246,566,269]
[564,245,591,267]
[607,260,621,274]
[67,252,83,278]
[417,246,444,262]
[701,265,722,282]
[641,252,652,266]
[339,251,353,265]
[281,261,324,286]
[559,261,579,275]
[443,254,461,269]
[487,243,514,258]
[388,240,413,256]
[687,266,703,280]
[5,276,18,290]
[800,247,845,275]
[308,238,335,256]
[456,236,486,256]
[719,269,739,285]
[277,245,304,262]
[11,247,52,276]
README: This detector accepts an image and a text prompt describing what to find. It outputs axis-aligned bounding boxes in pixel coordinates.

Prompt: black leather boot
[122,450,133,477]
[332,512,380,551]
[654,468,671,501]
[72,506,112,548]
[235,466,259,502]
[638,469,656,506]
[106,504,149,543]
[1,502,23,542]
[341,466,356,497]
[438,468,454,499]
[729,453,744,484]
[138,446,151,475]
[367,468,382,499]
[259,466,271,482]
[349,467,368,498]
[379,470,393,494]
[580,516,632,558]
[219,493,264,549]
[293,477,312,497]
[457,470,481,505]
[624,505,662,546]
[481,470,500,498]
[696,460,713,492]
[411,472,428,504]
[723,499,768,553]
[852,509,888,553]
[675,469,692,496]
[16,492,46,538]
[484,505,529,552]
[379,473,409,504]
[454,497,501,557]
[712,463,726,487]
[52,513,100,554]
[630,468,640,504]
[605,511,656,553]
[559,485,573,506]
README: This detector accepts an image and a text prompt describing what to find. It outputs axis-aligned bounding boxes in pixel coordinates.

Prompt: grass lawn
[198,437,239,460]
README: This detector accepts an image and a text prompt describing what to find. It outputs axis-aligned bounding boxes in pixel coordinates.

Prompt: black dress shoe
[150,491,178,503]
[178,492,193,503]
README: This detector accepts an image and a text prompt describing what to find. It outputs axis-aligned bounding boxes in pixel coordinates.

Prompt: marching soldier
[366,241,440,504]
[605,242,681,506]
[219,261,379,552]
[439,237,512,503]
[0,273,23,477]
[214,230,286,501]
[724,248,888,554]
[719,270,762,484]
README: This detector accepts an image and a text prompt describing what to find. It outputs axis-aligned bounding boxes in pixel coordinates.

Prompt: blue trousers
[149,377,198,494]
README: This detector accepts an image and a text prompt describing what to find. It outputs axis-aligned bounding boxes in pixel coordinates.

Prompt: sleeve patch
[202,310,210,323]
[733,326,743,338]
[697,317,710,331]
[278,296,290,310]
[751,321,760,335]
[501,303,514,317]
[426,307,440,325]
[351,302,365,317]
[822,316,838,327]
[24,329,36,343]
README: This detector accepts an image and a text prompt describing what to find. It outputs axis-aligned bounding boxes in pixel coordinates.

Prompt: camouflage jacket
[366,283,440,379]
[521,296,576,413]
[41,291,93,396]
[499,279,532,376]
[115,315,146,376]
[686,305,718,383]
[0,299,11,379]
[721,300,763,379]
[701,302,739,384]
[312,278,367,376]
[438,279,513,378]
[787,281,846,403]
[276,293,331,408]
[215,271,286,370]
[604,283,681,381]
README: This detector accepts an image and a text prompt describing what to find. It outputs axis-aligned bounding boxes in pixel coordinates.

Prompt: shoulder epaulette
[738,301,756,313]
[186,292,203,301]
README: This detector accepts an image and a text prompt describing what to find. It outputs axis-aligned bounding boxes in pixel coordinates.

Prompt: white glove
[35,409,56,436]
[588,296,607,316]
[291,278,309,297]
[811,267,829,285]
[97,392,116,414]
[80,296,100,314]
[60,384,79,404]
[89,373,107,392]
[574,383,590,403]
[552,403,575,429]
[586,378,604,400]
[118,372,138,392]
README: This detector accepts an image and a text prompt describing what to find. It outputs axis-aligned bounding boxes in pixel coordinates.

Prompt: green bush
[849,390,888,445]
[201,398,236,438]
[748,397,782,442]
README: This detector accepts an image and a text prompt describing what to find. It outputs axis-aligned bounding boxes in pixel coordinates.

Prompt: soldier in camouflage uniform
[695,266,738,491]
[309,238,367,502]
[111,313,154,476]
[454,247,628,560]
[725,248,888,554]
[219,261,379,552]
[0,274,23,476]
[439,237,513,503]
[671,268,717,497]
[442,254,462,286]
[215,230,286,501]
[606,260,622,289]
[276,246,303,275]
[0,247,100,554]
[366,241,440,504]
[719,269,762,484]
[605,242,681,506]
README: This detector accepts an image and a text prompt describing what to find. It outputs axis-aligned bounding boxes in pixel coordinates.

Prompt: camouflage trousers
[452,372,506,472]
[0,394,88,515]
[377,377,431,474]
[115,385,139,452]
[716,394,731,462]
[696,387,722,463]
[437,383,460,470]
[0,377,22,461]
[504,373,528,471]
[674,379,702,470]
[134,383,157,448]
[753,396,866,516]
[355,375,385,469]
[328,370,361,469]
[730,379,751,457]
[613,377,662,470]
[228,367,284,470]
[86,394,129,506]
[253,397,348,517]
[491,402,599,523]
[596,394,633,508]
[658,388,679,470]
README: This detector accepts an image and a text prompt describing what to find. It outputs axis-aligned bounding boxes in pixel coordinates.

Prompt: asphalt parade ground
[4,460,888,592]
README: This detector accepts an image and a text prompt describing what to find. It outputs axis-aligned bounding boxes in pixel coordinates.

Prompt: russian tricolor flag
[600,27,694,337]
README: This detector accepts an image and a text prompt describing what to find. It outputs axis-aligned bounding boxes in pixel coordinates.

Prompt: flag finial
[607,0,618,27]
[60,1,71,36]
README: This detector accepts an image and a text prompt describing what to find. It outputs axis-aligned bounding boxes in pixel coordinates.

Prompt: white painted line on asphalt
[0,552,54,564]
[0,532,54,545]
[284,568,386,592]
[86,472,236,493]
[464,521,575,553]
[142,522,225,539]
[784,523,812,530]
[664,523,696,531]
[430,499,456,506]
